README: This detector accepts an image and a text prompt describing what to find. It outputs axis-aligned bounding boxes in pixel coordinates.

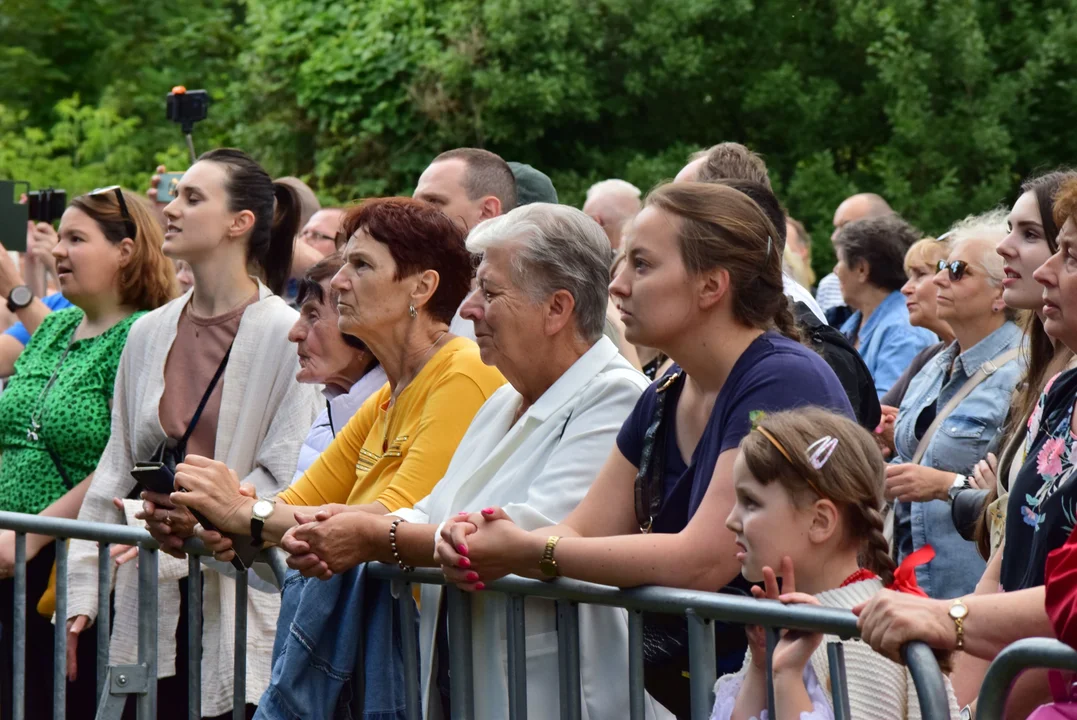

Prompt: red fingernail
[466,571,479,582]
[475,582,485,590]
[459,557,471,568]
[457,544,468,556]
[482,508,494,515]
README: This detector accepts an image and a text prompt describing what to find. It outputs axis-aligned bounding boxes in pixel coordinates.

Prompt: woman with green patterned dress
[0,187,176,719]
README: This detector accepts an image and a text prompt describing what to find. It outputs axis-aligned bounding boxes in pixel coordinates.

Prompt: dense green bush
[3,0,1076,278]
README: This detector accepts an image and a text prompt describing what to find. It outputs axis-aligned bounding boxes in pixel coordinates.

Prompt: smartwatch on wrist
[6,285,33,313]
[250,498,276,545]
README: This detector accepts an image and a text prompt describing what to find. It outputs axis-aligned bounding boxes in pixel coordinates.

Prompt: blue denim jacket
[255,567,419,720]
[892,321,1024,599]
[841,291,938,399]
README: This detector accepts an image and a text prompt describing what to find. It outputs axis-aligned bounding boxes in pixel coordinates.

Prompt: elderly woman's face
[901,252,944,330]
[287,279,367,387]
[932,237,1003,330]
[332,229,413,341]
[1035,219,1077,350]
[458,243,545,374]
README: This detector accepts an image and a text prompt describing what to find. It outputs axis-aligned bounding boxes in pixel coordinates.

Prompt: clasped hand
[435,507,532,591]
[280,505,374,580]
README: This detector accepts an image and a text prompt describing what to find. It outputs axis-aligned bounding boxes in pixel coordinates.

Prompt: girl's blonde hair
[740,407,895,585]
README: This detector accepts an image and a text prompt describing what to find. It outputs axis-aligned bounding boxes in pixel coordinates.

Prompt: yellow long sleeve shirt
[278,337,506,512]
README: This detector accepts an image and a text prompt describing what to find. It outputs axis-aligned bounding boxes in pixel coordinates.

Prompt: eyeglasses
[90,186,137,240]
[936,259,971,281]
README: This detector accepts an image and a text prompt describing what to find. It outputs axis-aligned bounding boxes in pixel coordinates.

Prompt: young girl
[715,407,960,720]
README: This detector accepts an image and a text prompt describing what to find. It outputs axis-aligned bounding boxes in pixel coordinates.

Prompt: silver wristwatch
[947,474,972,504]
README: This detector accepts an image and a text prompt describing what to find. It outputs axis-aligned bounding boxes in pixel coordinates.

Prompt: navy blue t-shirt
[617,332,854,534]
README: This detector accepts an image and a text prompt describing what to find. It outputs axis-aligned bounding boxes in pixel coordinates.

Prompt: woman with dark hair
[63,149,324,719]
[0,187,175,719]
[433,182,853,718]
[835,216,939,398]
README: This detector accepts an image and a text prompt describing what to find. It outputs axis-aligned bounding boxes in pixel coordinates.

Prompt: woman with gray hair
[278,203,665,719]
[886,209,1024,599]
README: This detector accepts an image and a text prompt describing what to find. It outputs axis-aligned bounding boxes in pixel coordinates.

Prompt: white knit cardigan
[66,284,322,716]
[714,579,961,720]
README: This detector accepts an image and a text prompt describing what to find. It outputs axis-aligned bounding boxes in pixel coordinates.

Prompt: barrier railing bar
[505,594,527,720]
[0,512,154,547]
[976,638,1077,720]
[827,642,851,720]
[12,532,25,720]
[447,587,475,719]
[53,538,68,720]
[628,609,645,720]
[367,565,860,636]
[556,599,582,720]
[397,582,421,720]
[188,554,202,720]
[687,610,716,720]
[233,570,248,720]
[137,546,158,720]
[97,543,111,708]
[902,642,950,720]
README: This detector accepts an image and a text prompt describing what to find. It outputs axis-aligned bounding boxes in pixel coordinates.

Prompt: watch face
[538,560,557,577]
[253,500,274,519]
[9,286,32,307]
[950,602,969,619]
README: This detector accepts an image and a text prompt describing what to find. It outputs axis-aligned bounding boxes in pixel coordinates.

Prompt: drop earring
[409,303,417,319]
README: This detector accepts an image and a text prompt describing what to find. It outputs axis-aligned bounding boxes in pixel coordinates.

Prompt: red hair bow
[887,545,936,597]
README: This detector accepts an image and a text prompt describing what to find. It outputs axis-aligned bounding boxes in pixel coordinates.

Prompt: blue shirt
[892,321,1024,599]
[3,292,72,346]
[617,331,854,534]
[841,291,938,399]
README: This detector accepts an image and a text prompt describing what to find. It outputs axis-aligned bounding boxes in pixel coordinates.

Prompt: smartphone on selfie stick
[159,86,210,203]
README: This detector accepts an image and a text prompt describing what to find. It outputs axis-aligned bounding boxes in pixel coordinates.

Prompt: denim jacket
[841,291,938,399]
[255,566,419,720]
[892,321,1024,599]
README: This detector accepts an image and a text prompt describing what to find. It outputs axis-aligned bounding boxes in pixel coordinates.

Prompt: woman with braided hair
[716,407,960,719]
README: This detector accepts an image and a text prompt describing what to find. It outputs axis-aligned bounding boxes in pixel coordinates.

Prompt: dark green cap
[508,162,558,206]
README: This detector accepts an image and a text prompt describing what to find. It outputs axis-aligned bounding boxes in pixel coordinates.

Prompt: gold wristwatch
[949,598,969,651]
[538,536,561,579]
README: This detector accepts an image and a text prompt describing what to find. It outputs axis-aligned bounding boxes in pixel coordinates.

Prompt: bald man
[816,193,894,313]
[582,179,642,250]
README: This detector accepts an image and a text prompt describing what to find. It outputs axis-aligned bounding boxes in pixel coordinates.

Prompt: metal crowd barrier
[0,510,285,720]
[976,637,1077,720]
[0,509,953,720]
[366,563,953,720]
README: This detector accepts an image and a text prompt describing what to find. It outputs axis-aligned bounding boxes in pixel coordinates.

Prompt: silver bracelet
[389,519,415,573]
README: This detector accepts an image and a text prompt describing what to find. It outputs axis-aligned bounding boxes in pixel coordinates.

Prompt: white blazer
[394,337,669,720]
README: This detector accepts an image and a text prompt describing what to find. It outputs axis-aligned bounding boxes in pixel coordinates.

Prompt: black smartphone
[130,464,260,571]
[0,180,29,253]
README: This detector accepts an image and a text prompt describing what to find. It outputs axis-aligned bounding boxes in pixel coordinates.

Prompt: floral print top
[1002,368,1077,591]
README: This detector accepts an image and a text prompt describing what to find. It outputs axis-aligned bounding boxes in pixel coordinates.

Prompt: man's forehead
[416,158,468,191]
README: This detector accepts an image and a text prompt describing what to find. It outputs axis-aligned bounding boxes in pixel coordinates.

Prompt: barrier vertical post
[903,642,951,720]
[628,609,645,720]
[556,600,582,720]
[137,545,158,720]
[827,642,851,720]
[447,588,475,719]
[233,570,248,720]
[765,627,779,716]
[686,610,716,720]
[188,555,202,720]
[12,532,26,720]
[97,544,111,706]
[505,595,528,720]
[52,538,68,720]
[397,582,421,720]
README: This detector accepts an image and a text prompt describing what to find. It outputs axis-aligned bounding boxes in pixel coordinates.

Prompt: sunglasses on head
[89,186,137,240]
[936,259,971,281]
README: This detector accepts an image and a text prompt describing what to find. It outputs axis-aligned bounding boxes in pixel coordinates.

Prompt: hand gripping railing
[365,563,954,720]
[976,637,1077,720]
[0,510,285,720]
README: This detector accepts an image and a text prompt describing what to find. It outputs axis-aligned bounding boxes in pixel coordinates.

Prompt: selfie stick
[185,133,196,165]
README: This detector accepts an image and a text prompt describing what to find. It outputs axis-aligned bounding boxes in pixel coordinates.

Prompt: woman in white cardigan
[279,204,671,719]
[65,149,322,719]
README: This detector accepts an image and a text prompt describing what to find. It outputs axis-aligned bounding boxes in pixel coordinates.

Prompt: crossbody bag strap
[178,340,235,450]
[634,371,684,534]
[910,347,1020,465]
[43,441,75,491]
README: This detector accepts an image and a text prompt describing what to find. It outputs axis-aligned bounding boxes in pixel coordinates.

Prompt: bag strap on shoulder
[179,341,235,449]
[634,371,685,533]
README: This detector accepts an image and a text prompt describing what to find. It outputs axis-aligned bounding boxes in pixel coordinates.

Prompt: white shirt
[815,272,845,312]
[784,273,827,323]
[393,337,670,720]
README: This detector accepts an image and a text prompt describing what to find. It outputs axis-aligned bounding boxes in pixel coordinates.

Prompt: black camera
[166,87,209,134]
[27,188,66,224]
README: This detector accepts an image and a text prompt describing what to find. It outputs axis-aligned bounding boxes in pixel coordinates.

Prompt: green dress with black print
[0,307,144,514]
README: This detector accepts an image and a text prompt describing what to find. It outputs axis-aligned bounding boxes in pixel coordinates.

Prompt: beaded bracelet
[389,519,415,573]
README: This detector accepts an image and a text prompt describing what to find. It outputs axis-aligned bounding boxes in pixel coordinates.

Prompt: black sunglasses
[936,259,971,281]
[90,185,137,240]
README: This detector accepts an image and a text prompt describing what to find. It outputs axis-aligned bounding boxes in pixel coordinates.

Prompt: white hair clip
[806,436,839,470]
[765,235,773,259]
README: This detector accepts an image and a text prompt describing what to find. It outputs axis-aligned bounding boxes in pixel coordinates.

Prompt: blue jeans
[255,566,418,720]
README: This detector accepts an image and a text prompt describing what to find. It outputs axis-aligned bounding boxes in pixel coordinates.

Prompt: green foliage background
[2,0,1077,277]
